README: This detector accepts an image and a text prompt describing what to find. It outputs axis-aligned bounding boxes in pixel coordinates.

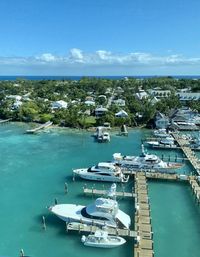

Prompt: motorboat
[102,132,110,142]
[153,129,170,138]
[81,230,126,248]
[73,162,129,183]
[49,184,131,229]
[112,145,182,173]
[146,136,178,149]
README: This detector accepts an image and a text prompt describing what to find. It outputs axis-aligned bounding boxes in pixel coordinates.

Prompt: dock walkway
[172,133,200,175]
[134,172,154,257]
[66,222,136,237]
[83,186,136,198]
[0,118,12,124]
[26,121,53,134]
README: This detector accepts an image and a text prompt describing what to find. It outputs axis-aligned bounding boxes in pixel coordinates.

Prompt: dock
[26,121,53,134]
[66,222,137,237]
[134,172,154,257]
[0,118,12,124]
[83,186,136,198]
[172,133,200,175]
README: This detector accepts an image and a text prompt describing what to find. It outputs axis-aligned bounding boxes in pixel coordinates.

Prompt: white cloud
[0,49,200,75]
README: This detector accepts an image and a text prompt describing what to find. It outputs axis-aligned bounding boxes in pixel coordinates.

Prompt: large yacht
[49,184,131,229]
[73,162,129,183]
[113,145,182,173]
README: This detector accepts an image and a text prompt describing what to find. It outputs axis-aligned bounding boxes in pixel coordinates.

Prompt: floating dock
[26,121,53,134]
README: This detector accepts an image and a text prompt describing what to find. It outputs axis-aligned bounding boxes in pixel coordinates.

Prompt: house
[112,99,126,107]
[6,95,22,101]
[95,106,108,116]
[154,112,170,129]
[176,92,200,102]
[51,100,68,109]
[115,110,128,118]
[12,100,23,110]
[84,100,95,106]
[85,96,94,102]
[148,89,171,98]
[135,90,148,100]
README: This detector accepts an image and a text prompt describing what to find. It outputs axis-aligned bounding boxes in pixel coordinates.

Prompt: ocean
[0,123,200,257]
[0,75,200,81]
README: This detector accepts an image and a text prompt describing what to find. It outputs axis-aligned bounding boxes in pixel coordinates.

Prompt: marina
[1,124,200,257]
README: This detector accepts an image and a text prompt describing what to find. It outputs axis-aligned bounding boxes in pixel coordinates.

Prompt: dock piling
[42,216,46,230]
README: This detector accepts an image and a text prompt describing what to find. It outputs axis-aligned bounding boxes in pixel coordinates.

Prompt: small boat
[102,132,110,142]
[73,162,129,183]
[153,129,170,138]
[146,136,178,149]
[81,230,126,248]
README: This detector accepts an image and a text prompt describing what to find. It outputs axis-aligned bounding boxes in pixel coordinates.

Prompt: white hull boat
[73,162,129,183]
[49,184,131,229]
[81,230,126,248]
[113,145,182,173]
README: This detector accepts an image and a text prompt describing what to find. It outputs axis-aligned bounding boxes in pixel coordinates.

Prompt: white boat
[102,132,110,142]
[153,129,170,138]
[73,162,129,183]
[112,145,182,173]
[146,136,178,149]
[49,184,131,229]
[81,230,126,248]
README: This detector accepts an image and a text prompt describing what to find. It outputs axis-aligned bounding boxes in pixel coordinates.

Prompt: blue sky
[0,0,200,75]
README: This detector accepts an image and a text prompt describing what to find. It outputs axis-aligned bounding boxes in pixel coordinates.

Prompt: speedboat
[49,184,131,229]
[112,145,182,173]
[81,230,126,248]
[146,136,178,149]
[73,162,129,183]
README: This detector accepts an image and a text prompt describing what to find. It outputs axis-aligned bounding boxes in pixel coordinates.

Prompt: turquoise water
[0,123,200,257]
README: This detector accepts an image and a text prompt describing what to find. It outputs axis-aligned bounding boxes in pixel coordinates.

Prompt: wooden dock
[83,186,136,198]
[134,172,154,257]
[66,222,137,237]
[0,118,12,124]
[172,133,200,176]
[26,121,53,134]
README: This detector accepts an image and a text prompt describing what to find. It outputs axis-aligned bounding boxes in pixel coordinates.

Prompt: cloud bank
[0,49,200,75]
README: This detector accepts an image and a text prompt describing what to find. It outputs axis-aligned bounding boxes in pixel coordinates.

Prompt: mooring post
[42,215,46,230]
[54,198,58,205]
[20,249,24,257]
[64,182,68,194]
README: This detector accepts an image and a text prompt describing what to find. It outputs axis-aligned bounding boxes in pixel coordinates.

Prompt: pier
[66,222,137,237]
[0,118,12,124]
[83,186,136,198]
[134,172,154,257]
[172,133,200,175]
[26,121,53,134]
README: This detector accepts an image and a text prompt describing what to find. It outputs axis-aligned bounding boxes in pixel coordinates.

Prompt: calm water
[0,123,200,257]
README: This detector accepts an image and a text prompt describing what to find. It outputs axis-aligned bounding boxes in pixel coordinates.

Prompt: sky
[0,0,200,75]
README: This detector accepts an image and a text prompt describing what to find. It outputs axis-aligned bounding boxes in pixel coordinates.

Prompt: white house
[112,99,126,107]
[6,95,22,101]
[176,92,200,101]
[12,100,23,110]
[84,100,95,106]
[148,89,171,98]
[135,90,148,100]
[51,100,68,109]
[95,106,108,116]
[115,110,128,118]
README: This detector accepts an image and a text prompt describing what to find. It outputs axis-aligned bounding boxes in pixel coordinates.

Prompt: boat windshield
[81,207,109,221]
